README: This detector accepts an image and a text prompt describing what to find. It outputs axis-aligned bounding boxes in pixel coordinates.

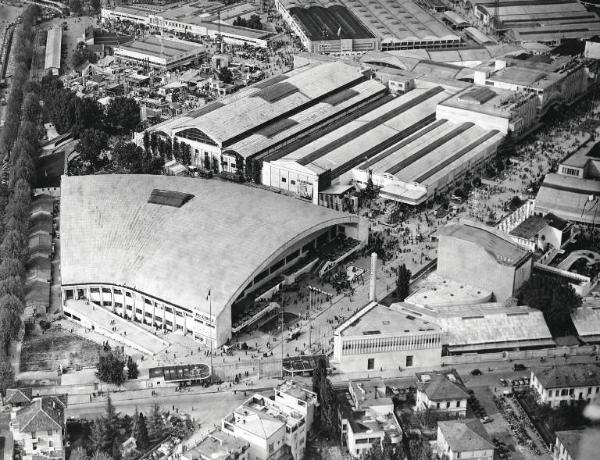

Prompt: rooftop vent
[148,189,194,208]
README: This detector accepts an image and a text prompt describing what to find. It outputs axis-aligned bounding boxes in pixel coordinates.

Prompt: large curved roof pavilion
[61,175,360,346]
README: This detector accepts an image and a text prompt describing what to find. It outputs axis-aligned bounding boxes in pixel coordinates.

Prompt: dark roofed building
[416,369,469,416]
[10,396,67,460]
[530,363,600,407]
[5,388,32,407]
[553,430,584,460]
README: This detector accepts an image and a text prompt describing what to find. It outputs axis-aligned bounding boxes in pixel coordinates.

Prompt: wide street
[65,387,259,428]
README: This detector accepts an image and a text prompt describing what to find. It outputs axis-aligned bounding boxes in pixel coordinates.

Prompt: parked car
[513,363,527,371]
[481,416,493,424]
[499,378,508,387]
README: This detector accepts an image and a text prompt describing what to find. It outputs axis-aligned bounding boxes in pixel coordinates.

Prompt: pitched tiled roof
[439,419,494,452]
[534,363,600,389]
[417,370,469,401]
[16,397,65,432]
[556,430,584,460]
[5,388,32,404]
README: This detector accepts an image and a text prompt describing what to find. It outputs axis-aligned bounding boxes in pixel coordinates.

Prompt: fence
[442,344,597,366]
[210,358,283,381]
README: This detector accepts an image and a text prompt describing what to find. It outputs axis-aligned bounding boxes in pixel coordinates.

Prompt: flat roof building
[333,301,443,375]
[114,35,205,70]
[180,429,249,460]
[45,26,62,75]
[60,175,365,348]
[436,85,538,136]
[437,222,533,302]
[222,394,307,459]
[338,379,402,458]
[473,57,588,115]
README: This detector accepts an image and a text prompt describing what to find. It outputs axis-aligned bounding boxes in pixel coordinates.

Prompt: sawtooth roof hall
[60,175,365,347]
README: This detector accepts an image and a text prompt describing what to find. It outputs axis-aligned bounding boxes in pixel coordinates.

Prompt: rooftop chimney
[369,252,378,302]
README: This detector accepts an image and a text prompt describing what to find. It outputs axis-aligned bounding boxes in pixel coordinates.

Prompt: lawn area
[20,324,104,372]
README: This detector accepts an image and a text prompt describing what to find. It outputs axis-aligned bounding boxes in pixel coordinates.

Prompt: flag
[206,289,211,300]
[337,26,341,37]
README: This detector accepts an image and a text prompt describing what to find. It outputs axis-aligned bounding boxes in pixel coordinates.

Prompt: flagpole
[209,290,213,384]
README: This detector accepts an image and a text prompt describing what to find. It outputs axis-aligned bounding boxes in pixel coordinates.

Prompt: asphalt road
[66,389,256,428]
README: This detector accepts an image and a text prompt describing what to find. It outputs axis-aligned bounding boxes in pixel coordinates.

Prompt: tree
[246,14,263,30]
[76,129,108,168]
[105,97,140,133]
[143,131,150,153]
[180,143,191,166]
[90,451,113,460]
[218,67,233,84]
[312,357,338,437]
[126,356,138,379]
[112,141,145,173]
[0,360,15,398]
[395,264,411,301]
[0,258,24,278]
[90,0,101,12]
[408,438,432,460]
[70,447,89,460]
[89,419,110,454]
[111,439,121,460]
[147,404,165,442]
[133,412,150,449]
[69,0,82,15]
[96,352,126,385]
[74,97,104,132]
[519,274,581,337]
[71,42,98,68]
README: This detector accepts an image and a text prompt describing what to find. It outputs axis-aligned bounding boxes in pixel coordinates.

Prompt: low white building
[274,381,318,432]
[530,364,600,408]
[338,379,402,458]
[333,302,443,375]
[508,213,573,252]
[222,394,307,460]
[415,370,469,416]
[437,419,494,460]
[9,396,67,460]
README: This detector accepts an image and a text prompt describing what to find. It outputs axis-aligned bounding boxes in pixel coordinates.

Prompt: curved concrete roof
[60,175,358,316]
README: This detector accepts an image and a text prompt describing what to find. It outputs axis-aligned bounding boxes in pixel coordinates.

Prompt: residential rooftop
[555,429,585,460]
[416,369,469,401]
[533,363,600,389]
[185,429,248,460]
[276,380,317,403]
[438,419,494,452]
